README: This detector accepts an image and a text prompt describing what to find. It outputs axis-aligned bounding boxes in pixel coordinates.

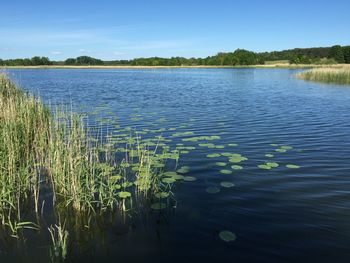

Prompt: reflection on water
[2,68,350,262]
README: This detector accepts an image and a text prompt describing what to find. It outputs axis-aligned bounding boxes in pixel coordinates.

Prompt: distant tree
[75,56,104,65]
[65,58,76,65]
[0,59,3,66]
[329,45,345,63]
[343,46,350,64]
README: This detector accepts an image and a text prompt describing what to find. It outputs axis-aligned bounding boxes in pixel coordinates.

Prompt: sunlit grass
[297,67,350,85]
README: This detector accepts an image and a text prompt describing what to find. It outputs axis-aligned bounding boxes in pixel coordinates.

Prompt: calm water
[3,68,350,262]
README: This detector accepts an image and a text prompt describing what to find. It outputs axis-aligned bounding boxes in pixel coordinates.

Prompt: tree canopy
[1,45,350,66]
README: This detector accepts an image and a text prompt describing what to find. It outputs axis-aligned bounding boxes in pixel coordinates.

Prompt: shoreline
[0,64,335,69]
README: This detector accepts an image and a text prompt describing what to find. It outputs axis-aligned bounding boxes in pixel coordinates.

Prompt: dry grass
[296,67,350,85]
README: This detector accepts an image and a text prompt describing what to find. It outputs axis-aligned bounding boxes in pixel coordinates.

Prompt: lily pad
[231,165,243,170]
[183,176,197,182]
[207,153,221,158]
[177,166,190,174]
[215,162,227,167]
[154,192,169,199]
[258,164,271,170]
[220,181,235,188]
[220,169,232,174]
[219,231,236,242]
[266,162,279,168]
[286,164,300,169]
[118,191,131,199]
[275,148,287,153]
[228,143,238,147]
[206,186,220,194]
[265,154,274,158]
[162,177,176,184]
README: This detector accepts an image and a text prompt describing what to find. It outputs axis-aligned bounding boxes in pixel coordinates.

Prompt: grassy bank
[0,74,179,260]
[296,67,350,85]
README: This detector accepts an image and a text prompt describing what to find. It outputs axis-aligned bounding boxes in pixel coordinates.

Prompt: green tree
[329,45,345,63]
[343,46,350,64]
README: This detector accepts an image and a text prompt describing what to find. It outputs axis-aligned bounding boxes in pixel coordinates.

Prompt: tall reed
[0,74,175,233]
[296,67,350,85]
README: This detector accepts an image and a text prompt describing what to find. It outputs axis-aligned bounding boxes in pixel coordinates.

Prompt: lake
[3,68,350,262]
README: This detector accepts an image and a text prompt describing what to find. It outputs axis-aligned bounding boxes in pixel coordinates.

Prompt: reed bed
[0,74,177,256]
[296,67,350,85]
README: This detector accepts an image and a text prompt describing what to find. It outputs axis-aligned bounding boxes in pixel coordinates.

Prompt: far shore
[2,64,350,70]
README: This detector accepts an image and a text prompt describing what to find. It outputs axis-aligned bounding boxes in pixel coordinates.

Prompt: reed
[296,67,350,85]
[0,74,176,240]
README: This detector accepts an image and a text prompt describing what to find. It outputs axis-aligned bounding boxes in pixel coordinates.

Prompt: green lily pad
[275,148,287,153]
[281,145,293,150]
[154,192,169,199]
[219,231,236,242]
[118,191,131,199]
[266,162,279,168]
[265,154,274,158]
[206,186,220,194]
[215,162,227,167]
[286,164,300,169]
[207,153,221,158]
[162,177,176,184]
[258,164,271,170]
[228,143,238,147]
[220,181,235,188]
[220,169,232,174]
[177,166,190,174]
[183,176,197,182]
[231,165,243,170]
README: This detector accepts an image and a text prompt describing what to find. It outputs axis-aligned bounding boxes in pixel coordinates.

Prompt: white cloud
[50,51,62,55]
[79,49,91,53]
[113,51,125,55]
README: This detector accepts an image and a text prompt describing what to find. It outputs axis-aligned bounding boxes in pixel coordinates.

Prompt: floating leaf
[154,192,169,199]
[207,153,221,158]
[266,162,279,168]
[220,169,232,174]
[228,143,238,147]
[275,148,287,153]
[215,162,227,167]
[183,176,197,182]
[281,145,293,150]
[118,191,131,199]
[220,181,235,188]
[177,166,190,174]
[231,165,243,170]
[206,186,220,194]
[162,177,176,184]
[219,231,236,242]
[258,164,271,170]
[286,164,300,169]
[265,154,274,158]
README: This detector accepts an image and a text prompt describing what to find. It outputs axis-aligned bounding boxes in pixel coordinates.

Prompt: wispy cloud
[50,51,62,55]
[79,49,91,53]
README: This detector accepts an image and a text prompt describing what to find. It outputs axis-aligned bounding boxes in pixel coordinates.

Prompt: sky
[0,0,349,60]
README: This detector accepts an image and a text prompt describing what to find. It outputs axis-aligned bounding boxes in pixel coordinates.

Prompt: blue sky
[0,0,349,60]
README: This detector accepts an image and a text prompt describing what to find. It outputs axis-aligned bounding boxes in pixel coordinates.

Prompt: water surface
[3,68,350,262]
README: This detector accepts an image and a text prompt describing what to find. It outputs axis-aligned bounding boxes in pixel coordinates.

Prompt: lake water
[3,68,350,262]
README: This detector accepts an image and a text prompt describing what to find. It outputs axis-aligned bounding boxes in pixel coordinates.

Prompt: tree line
[1,45,350,66]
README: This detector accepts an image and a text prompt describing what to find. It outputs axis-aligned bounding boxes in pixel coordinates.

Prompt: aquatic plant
[296,67,350,84]
[0,74,179,242]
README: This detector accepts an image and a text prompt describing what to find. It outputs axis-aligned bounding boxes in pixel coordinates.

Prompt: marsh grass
[0,74,177,252]
[296,67,350,85]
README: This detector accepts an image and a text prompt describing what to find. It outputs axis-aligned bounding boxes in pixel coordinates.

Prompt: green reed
[0,74,177,244]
